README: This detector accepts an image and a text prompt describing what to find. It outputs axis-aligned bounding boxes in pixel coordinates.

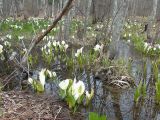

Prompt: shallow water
[88,41,159,120]
[37,40,159,120]
[3,40,159,120]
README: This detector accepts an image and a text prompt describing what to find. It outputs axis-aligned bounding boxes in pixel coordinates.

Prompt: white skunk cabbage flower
[18,36,24,40]
[144,42,148,49]
[153,47,156,51]
[0,45,3,54]
[47,41,51,47]
[6,34,12,39]
[64,44,69,51]
[59,79,71,90]
[52,72,57,77]
[75,47,83,57]
[41,47,44,51]
[61,41,65,45]
[94,44,103,52]
[94,44,101,51]
[46,69,52,78]
[39,69,46,88]
[56,41,60,46]
[127,40,131,43]
[28,78,33,84]
[71,79,85,100]
[52,41,57,47]
[4,41,11,47]
[46,70,56,78]
[42,29,45,33]
[86,88,94,105]
[147,45,152,51]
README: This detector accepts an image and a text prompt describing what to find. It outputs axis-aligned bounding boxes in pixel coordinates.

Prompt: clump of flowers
[74,47,87,69]
[41,40,69,65]
[28,68,57,92]
[92,44,104,60]
[59,78,94,110]
[0,40,12,61]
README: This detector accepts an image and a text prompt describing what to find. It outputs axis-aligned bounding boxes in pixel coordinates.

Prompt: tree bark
[147,0,158,39]
[111,0,130,54]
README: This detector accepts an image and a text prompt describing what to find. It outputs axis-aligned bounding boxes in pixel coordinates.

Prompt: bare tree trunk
[111,0,130,52]
[2,0,12,18]
[0,0,2,18]
[83,0,92,39]
[64,12,71,41]
[154,21,160,41]
[33,0,39,17]
[91,0,96,24]
[147,0,158,39]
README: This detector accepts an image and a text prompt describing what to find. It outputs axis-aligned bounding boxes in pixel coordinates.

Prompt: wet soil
[0,91,85,120]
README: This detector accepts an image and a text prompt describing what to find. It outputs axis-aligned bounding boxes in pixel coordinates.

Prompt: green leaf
[134,85,141,103]
[59,89,66,99]
[66,94,76,109]
[89,112,99,120]
[89,112,107,120]
[99,115,107,120]
[31,80,44,92]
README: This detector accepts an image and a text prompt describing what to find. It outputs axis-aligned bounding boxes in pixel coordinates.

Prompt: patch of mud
[0,91,85,120]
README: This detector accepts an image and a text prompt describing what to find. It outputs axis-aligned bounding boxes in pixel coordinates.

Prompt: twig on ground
[54,105,62,120]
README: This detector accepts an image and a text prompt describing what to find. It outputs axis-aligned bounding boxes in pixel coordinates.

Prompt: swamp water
[89,41,160,120]
[2,41,160,120]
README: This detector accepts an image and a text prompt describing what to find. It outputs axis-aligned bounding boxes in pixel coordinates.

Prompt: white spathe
[144,42,148,49]
[71,79,85,100]
[61,41,65,45]
[94,44,103,52]
[52,41,57,47]
[64,44,69,50]
[0,45,3,54]
[47,41,51,47]
[28,78,33,84]
[52,72,57,77]
[86,88,94,101]
[18,36,24,40]
[46,69,52,78]
[59,79,71,90]
[75,47,83,57]
[39,69,46,88]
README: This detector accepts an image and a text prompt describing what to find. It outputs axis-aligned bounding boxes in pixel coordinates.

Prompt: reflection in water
[89,41,160,120]
[112,93,123,120]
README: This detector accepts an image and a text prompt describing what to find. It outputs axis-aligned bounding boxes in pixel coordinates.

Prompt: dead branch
[21,0,74,65]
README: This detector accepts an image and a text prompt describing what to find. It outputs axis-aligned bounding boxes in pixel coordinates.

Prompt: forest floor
[0,90,85,120]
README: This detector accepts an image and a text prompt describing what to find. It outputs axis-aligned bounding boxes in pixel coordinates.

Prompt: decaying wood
[21,0,74,66]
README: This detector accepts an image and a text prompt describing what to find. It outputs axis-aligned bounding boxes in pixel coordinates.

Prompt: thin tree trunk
[147,0,158,39]
[111,0,130,53]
